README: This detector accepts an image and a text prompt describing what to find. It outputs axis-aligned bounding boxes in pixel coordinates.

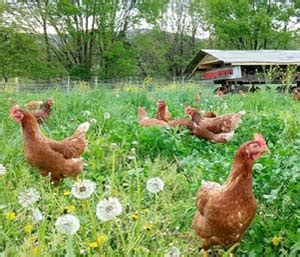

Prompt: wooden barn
[184,49,300,91]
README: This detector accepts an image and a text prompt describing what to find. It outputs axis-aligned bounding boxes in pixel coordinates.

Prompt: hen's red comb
[185,106,193,115]
[10,105,20,117]
[253,133,267,146]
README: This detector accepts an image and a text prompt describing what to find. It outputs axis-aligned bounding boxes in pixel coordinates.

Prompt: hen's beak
[261,145,271,154]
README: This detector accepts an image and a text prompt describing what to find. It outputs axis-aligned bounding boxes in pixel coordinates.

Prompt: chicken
[238,90,246,96]
[193,93,217,118]
[30,99,54,123]
[293,89,300,101]
[10,105,89,185]
[155,100,172,122]
[193,134,270,255]
[138,107,169,128]
[188,121,234,144]
[168,118,192,128]
[24,100,43,111]
[167,118,232,143]
[186,106,245,134]
[202,111,217,118]
[216,89,225,97]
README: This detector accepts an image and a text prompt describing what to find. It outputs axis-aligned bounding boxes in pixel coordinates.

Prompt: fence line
[0,77,210,93]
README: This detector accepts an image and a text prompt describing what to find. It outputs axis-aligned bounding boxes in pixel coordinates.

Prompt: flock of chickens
[9,96,272,256]
[138,99,246,144]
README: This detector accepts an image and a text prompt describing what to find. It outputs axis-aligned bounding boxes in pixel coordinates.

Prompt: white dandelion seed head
[146,177,164,193]
[31,208,44,224]
[165,247,181,257]
[127,155,135,160]
[104,112,111,119]
[55,214,80,235]
[90,118,97,124]
[18,188,40,208]
[253,163,264,171]
[96,197,122,221]
[111,143,118,149]
[83,110,91,117]
[71,180,96,200]
[0,163,6,176]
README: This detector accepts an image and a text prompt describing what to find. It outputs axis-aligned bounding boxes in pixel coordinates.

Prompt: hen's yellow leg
[202,250,208,257]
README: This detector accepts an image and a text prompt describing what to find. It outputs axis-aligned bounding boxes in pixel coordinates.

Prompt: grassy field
[0,83,299,257]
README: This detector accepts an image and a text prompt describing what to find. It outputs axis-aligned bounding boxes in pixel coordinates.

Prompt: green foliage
[101,41,139,78]
[0,84,299,256]
[202,0,295,49]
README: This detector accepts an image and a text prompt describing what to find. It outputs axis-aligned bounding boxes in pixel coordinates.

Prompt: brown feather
[193,136,269,251]
[10,107,89,185]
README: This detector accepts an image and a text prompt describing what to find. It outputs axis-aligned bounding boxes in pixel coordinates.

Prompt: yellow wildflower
[65,205,76,213]
[97,234,108,246]
[32,247,39,255]
[24,224,33,233]
[63,191,71,196]
[89,242,98,248]
[143,223,152,231]
[29,236,38,245]
[131,213,139,221]
[6,212,16,220]
[272,236,283,246]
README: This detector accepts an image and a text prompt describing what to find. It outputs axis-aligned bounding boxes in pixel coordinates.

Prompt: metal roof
[202,49,300,64]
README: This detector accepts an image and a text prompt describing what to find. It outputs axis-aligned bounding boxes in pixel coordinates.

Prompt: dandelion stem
[85,200,101,255]
[99,119,107,136]
[66,234,75,257]
[115,220,127,256]
[134,158,142,238]
[111,149,116,192]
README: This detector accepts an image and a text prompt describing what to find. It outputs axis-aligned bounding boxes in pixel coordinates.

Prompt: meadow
[0,83,299,257]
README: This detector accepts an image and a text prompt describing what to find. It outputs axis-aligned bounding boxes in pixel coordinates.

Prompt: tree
[0,2,65,81]
[10,0,169,79]
[200,0,296,49]
[156,0,205,77]
[131,29,169,77]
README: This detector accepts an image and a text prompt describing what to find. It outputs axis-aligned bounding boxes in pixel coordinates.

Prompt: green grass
[0,83,300,256]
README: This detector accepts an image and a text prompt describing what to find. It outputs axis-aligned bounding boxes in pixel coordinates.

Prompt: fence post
[67,76,70,93]
[15,77,19,93]
[95,76,98,89]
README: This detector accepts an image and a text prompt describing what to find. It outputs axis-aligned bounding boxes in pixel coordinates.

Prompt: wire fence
[0,77,209,93]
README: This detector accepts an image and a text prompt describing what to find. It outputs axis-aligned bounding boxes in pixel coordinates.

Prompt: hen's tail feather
[76,122,90,134]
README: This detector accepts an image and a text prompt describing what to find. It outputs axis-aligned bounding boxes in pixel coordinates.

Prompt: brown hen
[155,100,172,122]
[294,89,300,101]
[193,134,270,255]
[10,105,89,185]
[186,106,245,134]
[24,100,43,111]
[138,107,169,128]
[31,99,54,123]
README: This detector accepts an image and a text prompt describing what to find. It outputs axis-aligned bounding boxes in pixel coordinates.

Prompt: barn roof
[185,49,300,76]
